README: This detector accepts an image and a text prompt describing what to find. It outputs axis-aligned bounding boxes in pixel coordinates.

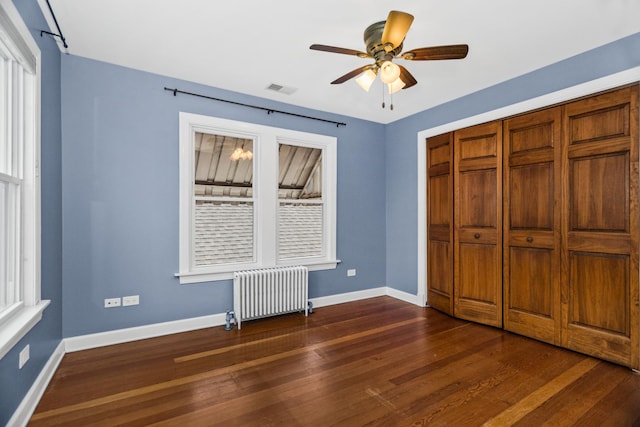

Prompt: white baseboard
[64,312,228,352]
[8,340,65,427]
[309,287,387,308]
[386,287,424,307]
[65,287,420,352]
[310,286,423,308]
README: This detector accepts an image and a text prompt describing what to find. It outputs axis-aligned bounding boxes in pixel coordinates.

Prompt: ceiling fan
[310,10,468,98]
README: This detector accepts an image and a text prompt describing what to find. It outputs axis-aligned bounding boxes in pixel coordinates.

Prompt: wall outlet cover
[123,295,140,306]
[104,297,121,308]
[19,344,30,369]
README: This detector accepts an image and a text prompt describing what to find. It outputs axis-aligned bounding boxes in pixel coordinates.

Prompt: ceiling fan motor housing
[364,21,403,67]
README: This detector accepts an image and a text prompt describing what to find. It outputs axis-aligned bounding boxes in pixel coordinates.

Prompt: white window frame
[0,0,48,360]
[177,113,338,284]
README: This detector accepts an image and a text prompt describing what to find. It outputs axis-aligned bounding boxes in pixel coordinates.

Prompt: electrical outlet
[104,297,121,308]
[19,344,30,369]
[347,269,356,277]
[122,295,140,306]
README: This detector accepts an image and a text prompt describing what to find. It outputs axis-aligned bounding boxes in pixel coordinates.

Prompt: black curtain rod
[40,0,68,48]
[164,87,347,128]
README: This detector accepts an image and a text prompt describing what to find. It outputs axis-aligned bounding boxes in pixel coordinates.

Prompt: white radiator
[233,266,309,329]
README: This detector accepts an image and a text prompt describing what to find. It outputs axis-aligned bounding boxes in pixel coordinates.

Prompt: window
[0,0,47,360]
[178,113,337,283]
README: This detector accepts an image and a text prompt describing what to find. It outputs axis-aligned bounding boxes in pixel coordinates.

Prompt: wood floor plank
[573,373,640,427]
[512,361,630,426]
[376,341,526,423]
[28,297,640,426]
[482,358,600,426]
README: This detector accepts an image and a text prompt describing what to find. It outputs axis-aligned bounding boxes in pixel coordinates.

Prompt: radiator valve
[225,310,237,331]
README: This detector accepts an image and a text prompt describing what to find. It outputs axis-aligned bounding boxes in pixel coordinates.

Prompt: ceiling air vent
[266,83,297,95]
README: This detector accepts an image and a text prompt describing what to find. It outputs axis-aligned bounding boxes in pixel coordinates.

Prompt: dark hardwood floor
[29,296,640,426]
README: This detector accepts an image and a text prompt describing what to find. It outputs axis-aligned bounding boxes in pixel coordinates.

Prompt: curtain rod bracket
[41,0,69,49]
[40,30,68,49]
[164,87,346,127]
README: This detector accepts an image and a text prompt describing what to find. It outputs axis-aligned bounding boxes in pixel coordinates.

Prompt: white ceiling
[42,0,639,124]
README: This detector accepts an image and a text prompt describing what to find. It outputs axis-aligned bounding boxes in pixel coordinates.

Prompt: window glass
[193,132,254,266]
[0,181,6,309]
[278,143,323,259]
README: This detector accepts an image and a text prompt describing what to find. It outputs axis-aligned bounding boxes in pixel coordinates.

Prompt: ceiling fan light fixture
[379,61,400,84]
[355,69,377,92]
[388,77,406,94]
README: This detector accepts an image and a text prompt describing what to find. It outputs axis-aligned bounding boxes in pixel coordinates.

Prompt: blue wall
[60,55,387,337]
[385,32,640,295]
[0,1,63,424]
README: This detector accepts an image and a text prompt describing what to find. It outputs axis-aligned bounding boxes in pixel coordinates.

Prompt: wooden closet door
[562,86,639,369]
[454,121,502,327]
[427,133,454,314]
[503,108,562,344]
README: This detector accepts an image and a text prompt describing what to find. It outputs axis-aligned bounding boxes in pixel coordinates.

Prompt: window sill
[176,259,341,284]
[0,300,50,360]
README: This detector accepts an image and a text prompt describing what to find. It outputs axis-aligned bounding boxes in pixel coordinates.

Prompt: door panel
[509,247,553,317]
[509,163,554,229]
[454,121,502,327]
[459,243,497,302]
[427,133,454,314]
[562,85,639,369]
[569,252,629,335]
[504,107,561,344]
[569,153,628,232]
[429,174,451,227]
[458,169,497,228]
[568,104,629,144]
[428,240,452,311]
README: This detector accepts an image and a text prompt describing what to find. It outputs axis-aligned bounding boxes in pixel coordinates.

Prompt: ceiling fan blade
[401,44,469,61]
[310,44,370,58]
[381,11,414,50]
[331,65,374,84]
[397,65,417,89]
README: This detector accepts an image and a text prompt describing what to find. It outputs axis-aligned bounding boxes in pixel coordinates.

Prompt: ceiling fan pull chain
[381,82,386,109]
[390,91,394,111]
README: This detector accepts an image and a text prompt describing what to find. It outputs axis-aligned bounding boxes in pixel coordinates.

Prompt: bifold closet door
[503,108,562,345]
[454,121,502,327]
[426,133,454,315]
[561,85,639,369]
